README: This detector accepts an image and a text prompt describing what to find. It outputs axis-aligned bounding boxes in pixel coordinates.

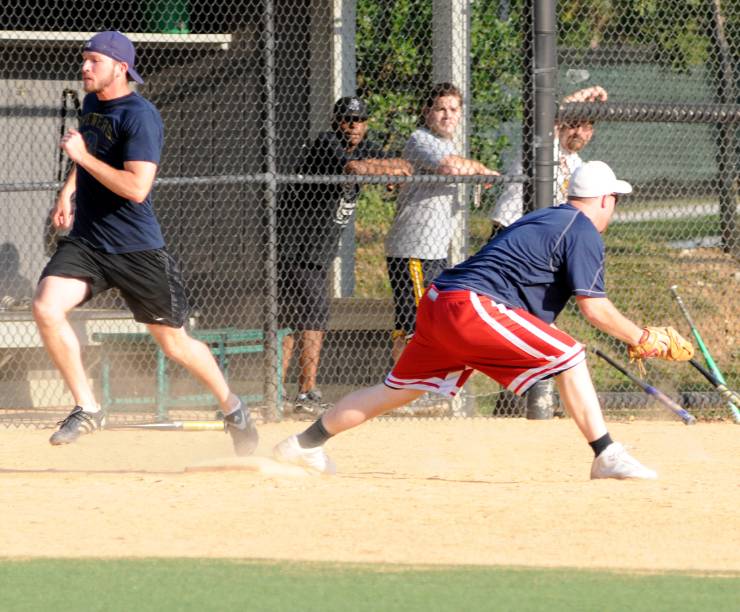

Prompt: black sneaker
[49,406,106,446]
[223,401,259,456]
[293,388,327,417]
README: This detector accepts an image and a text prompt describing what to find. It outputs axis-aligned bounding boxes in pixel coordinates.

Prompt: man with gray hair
[489,85,608,237]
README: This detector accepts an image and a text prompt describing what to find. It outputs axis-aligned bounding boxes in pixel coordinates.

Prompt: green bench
[91,328,291,420]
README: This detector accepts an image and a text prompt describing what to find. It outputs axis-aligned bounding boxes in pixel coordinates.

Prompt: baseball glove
[627,326,694,374]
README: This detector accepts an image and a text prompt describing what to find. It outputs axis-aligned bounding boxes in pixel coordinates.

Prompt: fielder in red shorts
[274,161,686,480]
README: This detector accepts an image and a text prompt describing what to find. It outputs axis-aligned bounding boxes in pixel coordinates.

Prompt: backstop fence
[0,0,737,426]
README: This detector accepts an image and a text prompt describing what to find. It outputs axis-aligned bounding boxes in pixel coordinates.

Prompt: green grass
[607,214,720,246]
[0,559,738,612]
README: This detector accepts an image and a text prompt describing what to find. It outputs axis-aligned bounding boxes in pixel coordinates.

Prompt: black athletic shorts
[40,237,190,328]
[277,260,330,332]
[387,256,447,336]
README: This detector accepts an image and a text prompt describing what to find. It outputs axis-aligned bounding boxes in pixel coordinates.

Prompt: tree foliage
[356,0,433,155]
[355,0,739,165]
[356,0,523,169]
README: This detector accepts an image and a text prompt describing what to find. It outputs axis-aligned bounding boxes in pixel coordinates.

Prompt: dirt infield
[0,418,738,572]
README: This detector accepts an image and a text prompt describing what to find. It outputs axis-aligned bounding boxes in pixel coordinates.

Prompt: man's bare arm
[437,155,498,177]
[562,85,608,104]
[61,129,157,203]
[51,165,77,230]
[576,296,643,345]
[344,158,412,176]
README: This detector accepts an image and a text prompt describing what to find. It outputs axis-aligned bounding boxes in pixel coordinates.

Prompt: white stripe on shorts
[469,293,570,357]
[508,345,585,394]
[468,292,584,394]
[385,369,469,397]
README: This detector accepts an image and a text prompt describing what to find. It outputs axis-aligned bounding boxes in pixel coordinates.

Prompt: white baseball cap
[568,161,632,198]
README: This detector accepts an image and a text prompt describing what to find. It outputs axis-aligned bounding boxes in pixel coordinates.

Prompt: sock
[223,393,243,416]
[297,417,333,449]
[589,432,614,457]
[79,404,100,414]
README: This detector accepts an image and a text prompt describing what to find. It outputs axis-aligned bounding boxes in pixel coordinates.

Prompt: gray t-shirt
[384,128,458,260]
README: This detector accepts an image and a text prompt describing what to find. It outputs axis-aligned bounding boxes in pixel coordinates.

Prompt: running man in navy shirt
[274,161,689,480]
[34,31,257,455]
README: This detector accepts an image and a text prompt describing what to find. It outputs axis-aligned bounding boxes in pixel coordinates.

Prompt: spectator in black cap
[277,96,411,416]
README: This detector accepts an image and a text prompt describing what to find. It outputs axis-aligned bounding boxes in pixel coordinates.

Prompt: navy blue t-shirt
[70,92,165,254]
[277,130,389,265]
[433,204,607,323]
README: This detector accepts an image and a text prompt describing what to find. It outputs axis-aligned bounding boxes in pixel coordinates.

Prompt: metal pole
[262,0,280,421]
[709,0,738,256]
[532,0,556,212]
[521,0,534,213]
[432,0,471,267]
[527,0,558,420]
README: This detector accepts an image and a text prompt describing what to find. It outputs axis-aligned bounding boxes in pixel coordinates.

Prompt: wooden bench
[91,328,291,420]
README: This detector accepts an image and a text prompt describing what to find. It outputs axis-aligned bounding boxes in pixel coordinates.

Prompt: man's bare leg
[34,276,107,445]
[146,324,232,409]
[33,276,97,409]
[282,333,295,384]
[322,384,424,434]
[147,324,258,456]
[298,329,323,392]
[555,360,657,479]
[554,360,608,442]
[273,384,424,472]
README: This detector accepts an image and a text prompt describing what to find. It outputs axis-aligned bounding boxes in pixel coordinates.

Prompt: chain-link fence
[0,0,737,427]
[546,0,739,422]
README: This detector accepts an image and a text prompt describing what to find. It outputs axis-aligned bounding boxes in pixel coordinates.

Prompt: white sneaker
[273,434,336,475]
[590,442,658,480]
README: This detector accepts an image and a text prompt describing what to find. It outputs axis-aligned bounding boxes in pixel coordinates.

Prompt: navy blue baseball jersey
[70,92,165,254]
[433,203,606,323]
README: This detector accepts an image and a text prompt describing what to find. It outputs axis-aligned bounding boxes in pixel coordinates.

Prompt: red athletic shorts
[385,286,585,397]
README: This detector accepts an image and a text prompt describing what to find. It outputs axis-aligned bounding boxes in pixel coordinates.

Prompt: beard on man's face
[564,135,588,153]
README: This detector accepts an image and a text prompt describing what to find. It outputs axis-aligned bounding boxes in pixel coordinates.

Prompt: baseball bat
[108,420,224,431]
[670,285,740,422]
[593,348,696,425]
[688,358,740,408]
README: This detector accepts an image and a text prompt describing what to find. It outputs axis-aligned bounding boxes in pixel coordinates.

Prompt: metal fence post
[262,0,280,421]
[521,0,534,214]
[527,0,557,420]
[708,0,739,257]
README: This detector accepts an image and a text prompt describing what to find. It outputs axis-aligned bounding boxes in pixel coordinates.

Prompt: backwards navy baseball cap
[83,31,144,84]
